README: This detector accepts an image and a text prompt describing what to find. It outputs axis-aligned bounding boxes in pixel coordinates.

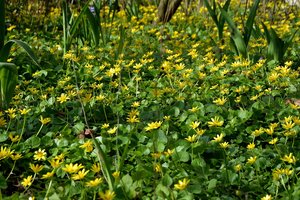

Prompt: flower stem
[6,160,16,180]
[45,179,53,199]
[35,124,44,137]
[17,116,27,145]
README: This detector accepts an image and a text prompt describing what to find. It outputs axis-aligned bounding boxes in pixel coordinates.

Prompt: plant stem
[44,179,53,199]
[35,124,44,137]
[17,116,27,145]
[6,160,16,180]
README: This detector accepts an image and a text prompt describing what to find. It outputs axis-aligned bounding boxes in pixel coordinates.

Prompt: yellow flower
[99,190,115,200]
[145,121,163,131]
[282,121,295,130]
[164,149,174,157]
[154,163,161,172]
[33,149,47,161]
[213,97,227,106]
[234,164,242,172]
[72,169,89,180]
[80,140,94,152]
[265,127,274,135]
[281,153,296,164]
[107,127,118,134]
[174,178,190,190]
[62,163,84,174]
[126,115,140,123]
[251,128,264,137]
[9,133,21,142]
[208,116,224,127]
[5,108,17,119]
[195,128,206,136]
[212,133,224,142]
[101,123,110,129]
[10,153,22,160]
[49,158,62,168]
[86,177,103,187]
[0,146,13,160]
[247,142,255,149]
[0,117,7,127]
[7,25,16,31]
[185,134,198,143]
[261,194,272,200]
[39,116,51,125]
[41,171,55,179]
[247,156,257,165]
[269,138,278,145]
[57,93,70,103]
[20,108,31,115]
[91,163,101,173]
[220,142,229,149]
[112,171,120,178]
[190,121,200,129]
[29,163,44,173]
[21,175,33,187]
[132,101,140,107]
[189,106,199,113]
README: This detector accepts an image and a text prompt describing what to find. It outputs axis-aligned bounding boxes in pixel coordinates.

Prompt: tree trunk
[157,0,183,23]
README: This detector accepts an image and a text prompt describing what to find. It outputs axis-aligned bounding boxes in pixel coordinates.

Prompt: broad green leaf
[244,0,260,46]
[73,122,85,134]
[85,8,100,46]
[0,173,7,189]
[162,174,173,187]
[25,136,41,148]
[208,179,217,191]
[204,0,218,26]
[237,109,253,121]
[121,174,133,187]
[0,131,8,142]
[0,62,17,107]
[0,40,39,66]
[0,0,5,50]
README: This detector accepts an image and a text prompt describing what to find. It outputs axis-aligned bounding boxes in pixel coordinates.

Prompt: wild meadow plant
[0,0,300,199]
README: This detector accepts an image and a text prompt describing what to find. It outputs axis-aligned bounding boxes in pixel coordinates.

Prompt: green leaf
[0,173,7,189]
[49,193,61,200]
[25,136,41,148]
[0,40,39,66]
[208,179,217,191]
[204,0,218,26]
[0,131,8,142]
[162,174,173,187]
[85,8,100,46]
[244,0,260,46]
[0,62,17,107]
[73,122,85,134]
[174,151,190,162]
[188,184,202,194]
[155,184,169,197]
[219,5,248,58]
[121,174,133,187]
[41,135,54,146]
[0,0,5,50]
[237,109,253,121]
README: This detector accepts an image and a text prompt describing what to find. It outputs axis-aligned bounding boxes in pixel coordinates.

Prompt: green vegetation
[0,0,300,199]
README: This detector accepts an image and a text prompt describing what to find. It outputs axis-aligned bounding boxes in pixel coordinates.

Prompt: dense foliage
[0,0,300,199]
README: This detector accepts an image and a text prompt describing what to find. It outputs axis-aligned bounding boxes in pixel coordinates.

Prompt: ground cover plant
[0,0,300,199]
